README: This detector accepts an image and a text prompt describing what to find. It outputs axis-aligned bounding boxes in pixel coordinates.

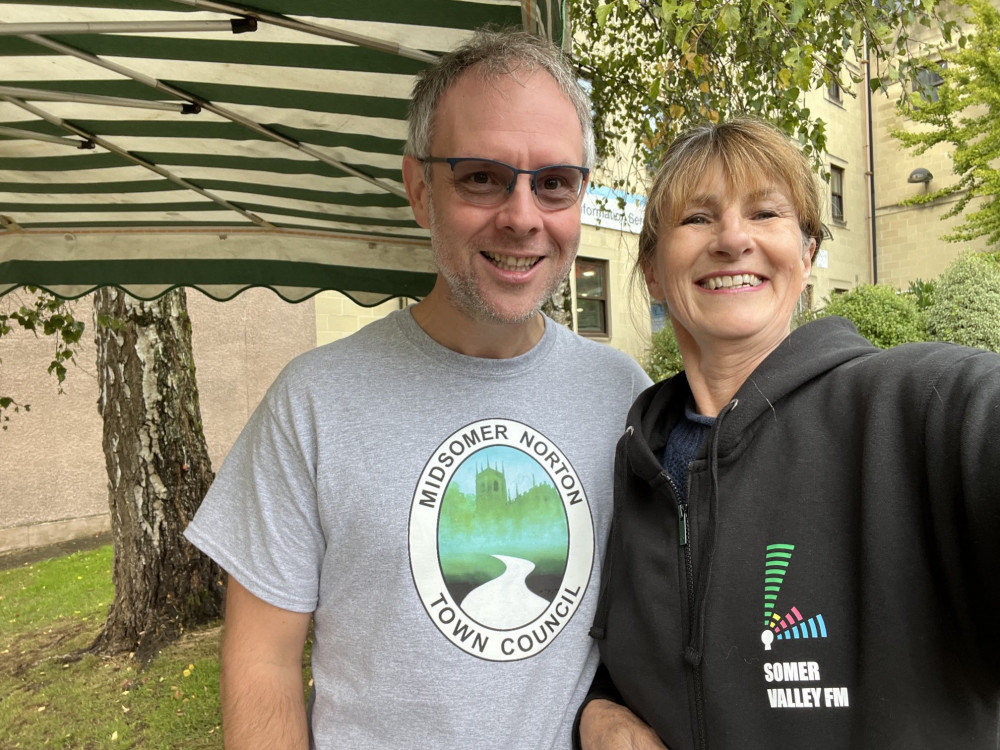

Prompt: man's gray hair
[405,27,596,170]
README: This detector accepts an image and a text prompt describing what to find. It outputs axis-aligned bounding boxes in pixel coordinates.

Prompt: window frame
[826,79,842,105]
[830,164,845,223]
[574,257,610,337]
[914,62,946,103]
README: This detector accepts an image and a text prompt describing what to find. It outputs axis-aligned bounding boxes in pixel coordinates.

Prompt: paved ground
[0,531,112,571]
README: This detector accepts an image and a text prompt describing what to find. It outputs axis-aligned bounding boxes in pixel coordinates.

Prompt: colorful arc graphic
[763,543,795,627]
[761,542,829,651]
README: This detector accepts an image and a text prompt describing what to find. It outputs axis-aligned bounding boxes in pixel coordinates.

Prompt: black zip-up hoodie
[588,317,1000,749]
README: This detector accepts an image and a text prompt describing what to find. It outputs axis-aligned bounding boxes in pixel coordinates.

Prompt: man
[184,27,651,750]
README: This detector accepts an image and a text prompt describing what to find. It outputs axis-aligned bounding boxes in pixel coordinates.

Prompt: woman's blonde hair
[635,118,823,283]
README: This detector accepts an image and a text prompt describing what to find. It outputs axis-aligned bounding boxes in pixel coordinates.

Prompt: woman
[580,119,1000,748]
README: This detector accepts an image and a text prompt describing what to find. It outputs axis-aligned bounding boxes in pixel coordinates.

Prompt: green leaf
[718,5,740,31]
[789,0,807,25]
[596,2,615,27]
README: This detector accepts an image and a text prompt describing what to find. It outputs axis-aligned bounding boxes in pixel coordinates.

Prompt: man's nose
[495,174,544,233]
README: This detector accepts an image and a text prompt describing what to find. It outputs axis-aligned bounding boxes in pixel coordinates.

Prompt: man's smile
[483,251,542,272]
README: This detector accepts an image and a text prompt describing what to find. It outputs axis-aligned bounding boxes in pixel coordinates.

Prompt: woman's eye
[680,214,708,225]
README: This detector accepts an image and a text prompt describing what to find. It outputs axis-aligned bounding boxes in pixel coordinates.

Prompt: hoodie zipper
[683,399,739,750]
[664,471,707,749]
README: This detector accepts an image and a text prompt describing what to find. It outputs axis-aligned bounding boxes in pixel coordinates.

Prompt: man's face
[404,68,587,326]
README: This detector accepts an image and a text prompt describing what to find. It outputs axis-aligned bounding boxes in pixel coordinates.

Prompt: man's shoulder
[544,322,651,398]
[267,312,410,396]
[292,310,403,362]
[548,321,645,369]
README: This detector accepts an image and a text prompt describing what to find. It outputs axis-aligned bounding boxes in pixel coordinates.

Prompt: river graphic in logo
[409,419,594,661]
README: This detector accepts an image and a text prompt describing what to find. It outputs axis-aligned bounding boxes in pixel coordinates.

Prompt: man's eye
[457,168,505,191]
[539,175,567,191]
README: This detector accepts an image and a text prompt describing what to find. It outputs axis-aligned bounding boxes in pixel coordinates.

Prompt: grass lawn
[1,545,226,749]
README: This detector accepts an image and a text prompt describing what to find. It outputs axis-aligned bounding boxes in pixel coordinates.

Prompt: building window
[915,63,945,103]
[575,258,608,336]
[830,165,845,222]
[827,79,842,104]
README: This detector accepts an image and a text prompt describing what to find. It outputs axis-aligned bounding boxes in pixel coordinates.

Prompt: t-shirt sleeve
[184,374,325,613]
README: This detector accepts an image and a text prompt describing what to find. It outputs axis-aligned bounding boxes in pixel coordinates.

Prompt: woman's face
[644,163,814,357]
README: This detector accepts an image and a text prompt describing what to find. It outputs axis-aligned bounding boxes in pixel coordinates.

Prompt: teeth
[700,274,763,290]
[485,252,538,271]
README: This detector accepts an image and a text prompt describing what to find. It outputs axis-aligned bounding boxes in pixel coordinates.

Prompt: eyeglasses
[420,157,589,210]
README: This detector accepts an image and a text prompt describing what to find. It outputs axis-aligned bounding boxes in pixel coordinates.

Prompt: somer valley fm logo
[760,543,850,710]
[409,419,594,661]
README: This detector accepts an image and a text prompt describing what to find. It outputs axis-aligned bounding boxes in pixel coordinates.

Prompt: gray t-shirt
[185,308,651,750]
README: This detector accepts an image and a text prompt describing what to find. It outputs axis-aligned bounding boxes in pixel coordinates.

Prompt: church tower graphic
[475,460,508,517]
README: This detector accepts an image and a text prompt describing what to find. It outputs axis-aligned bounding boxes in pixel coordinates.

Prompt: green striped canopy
[0,0,567,303]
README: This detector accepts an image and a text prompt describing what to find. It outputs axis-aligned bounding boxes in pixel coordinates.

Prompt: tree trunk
[91,287,223,661]
[543,277,574,328]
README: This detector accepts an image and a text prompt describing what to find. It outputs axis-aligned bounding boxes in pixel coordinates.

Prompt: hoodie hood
[626,316,878,464]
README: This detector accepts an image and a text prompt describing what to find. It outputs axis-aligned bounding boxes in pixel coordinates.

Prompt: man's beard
[428,200,576,326]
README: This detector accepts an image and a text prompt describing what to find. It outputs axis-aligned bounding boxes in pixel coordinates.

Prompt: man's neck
[410,293,546,359]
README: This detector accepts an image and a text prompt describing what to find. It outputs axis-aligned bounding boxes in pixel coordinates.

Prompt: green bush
[818,283,927,349]
[644,324,684,382]
[906,277,936,311]
[926,251,1000,353]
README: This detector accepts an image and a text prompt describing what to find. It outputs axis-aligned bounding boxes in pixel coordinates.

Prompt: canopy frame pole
[0,85,199,113]
[0,19,255,35]
[0,125,94,148]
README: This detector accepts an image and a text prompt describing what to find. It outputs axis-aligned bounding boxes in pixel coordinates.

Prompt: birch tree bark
[91,287,223,660]
[542,277,573,328]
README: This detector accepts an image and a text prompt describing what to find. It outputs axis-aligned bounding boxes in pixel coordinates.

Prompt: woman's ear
[402,155,431,229]
[801,236,815,289]
[643,261,663,302]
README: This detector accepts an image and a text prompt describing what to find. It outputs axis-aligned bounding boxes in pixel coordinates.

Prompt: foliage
[926,251,1000,352]
[644,323,684,381]
[892,0,1000,247]
[0,286,84,429]
[818,283,927,348]
[906,277,936,311]
[573,0,961,191]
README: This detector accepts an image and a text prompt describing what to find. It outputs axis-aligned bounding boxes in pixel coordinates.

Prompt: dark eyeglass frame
[420,156,590,210]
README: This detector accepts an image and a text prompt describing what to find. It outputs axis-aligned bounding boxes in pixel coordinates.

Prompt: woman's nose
[713,212,752,257]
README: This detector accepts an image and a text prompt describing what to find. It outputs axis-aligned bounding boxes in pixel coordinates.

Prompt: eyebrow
[685,186,784,209]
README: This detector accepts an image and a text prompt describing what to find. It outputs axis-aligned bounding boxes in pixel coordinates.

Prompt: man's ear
[402,155,431,229]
